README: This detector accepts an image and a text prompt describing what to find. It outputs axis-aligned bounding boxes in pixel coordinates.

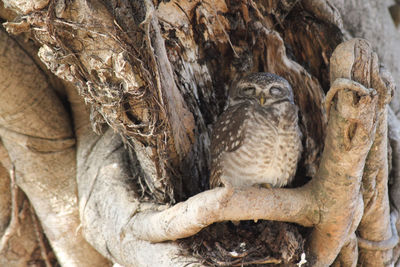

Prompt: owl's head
[228,72,294,107]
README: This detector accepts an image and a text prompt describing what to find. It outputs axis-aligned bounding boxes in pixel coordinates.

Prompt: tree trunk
[0,0,399,266]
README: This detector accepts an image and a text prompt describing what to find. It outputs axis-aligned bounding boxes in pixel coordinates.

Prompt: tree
[0,0,400,266]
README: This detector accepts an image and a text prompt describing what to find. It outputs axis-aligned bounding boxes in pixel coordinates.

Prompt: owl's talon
[259,183,272,189]
[231,220,240,226]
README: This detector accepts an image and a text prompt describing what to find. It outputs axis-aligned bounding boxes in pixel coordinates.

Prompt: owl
[210,72,302,189]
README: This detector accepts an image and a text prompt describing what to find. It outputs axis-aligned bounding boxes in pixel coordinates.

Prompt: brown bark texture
[0,0,399,266]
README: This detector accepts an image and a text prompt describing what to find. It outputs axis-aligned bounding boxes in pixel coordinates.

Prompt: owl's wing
[209,103,250,188]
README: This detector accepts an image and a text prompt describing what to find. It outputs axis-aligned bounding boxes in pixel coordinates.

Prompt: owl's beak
[259,93,266,105]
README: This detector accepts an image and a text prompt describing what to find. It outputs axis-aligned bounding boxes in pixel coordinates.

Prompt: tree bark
[0,28,109,266]
[0,0,399,266]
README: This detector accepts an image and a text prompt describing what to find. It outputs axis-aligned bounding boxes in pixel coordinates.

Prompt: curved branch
[75,127,206,266]
[0,29,108,266]
[308,53,379,265]
[129,186,317,242]
[308,38,394,267]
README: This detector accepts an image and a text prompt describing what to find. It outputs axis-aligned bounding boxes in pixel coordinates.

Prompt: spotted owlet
[210,72,302,189]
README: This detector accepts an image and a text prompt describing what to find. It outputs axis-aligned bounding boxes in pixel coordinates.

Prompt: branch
[307,39,382,266]
[308,87,377,266]
[128,186,317,242]
[74,120,316,264]
[329,38,395,266]
[75,127,206,266]
[0,29,109,266]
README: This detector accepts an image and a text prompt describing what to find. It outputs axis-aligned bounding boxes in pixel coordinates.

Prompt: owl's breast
[220,108,302,188]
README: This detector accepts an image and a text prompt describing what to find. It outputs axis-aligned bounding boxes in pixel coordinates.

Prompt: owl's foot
[231,220,240,226]
[258,183,273,189]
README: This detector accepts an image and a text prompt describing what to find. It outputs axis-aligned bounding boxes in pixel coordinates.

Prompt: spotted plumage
[210,72,302,188]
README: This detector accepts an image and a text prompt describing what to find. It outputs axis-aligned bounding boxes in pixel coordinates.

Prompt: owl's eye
[241,87,256,96]
[269,87,285,97]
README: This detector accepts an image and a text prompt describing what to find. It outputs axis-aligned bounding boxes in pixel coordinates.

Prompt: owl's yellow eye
[241,87,256,96]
